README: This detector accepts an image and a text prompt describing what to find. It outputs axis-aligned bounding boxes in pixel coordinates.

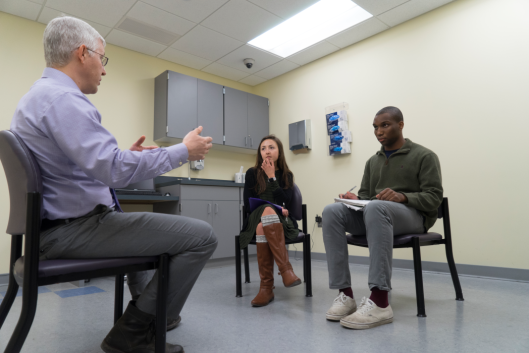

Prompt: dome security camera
[243,58,255,69]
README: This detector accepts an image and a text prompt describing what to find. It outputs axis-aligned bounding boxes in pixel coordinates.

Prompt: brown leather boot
[251,242,275,307]
[263,222,302,288]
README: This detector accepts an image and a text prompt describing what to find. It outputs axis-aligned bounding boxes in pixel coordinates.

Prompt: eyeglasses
[86,48,109,67]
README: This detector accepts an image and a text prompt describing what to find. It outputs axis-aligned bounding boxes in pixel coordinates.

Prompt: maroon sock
[369,287,389,308]
[339,287,353,299]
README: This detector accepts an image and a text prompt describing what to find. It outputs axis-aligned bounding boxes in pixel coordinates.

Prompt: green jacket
[358,138,443,230]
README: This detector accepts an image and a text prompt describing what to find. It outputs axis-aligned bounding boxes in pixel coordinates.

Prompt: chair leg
[412,237,426,317]
[0,235,23,330]
[445,243,464,301]
[235,236,242,297]
[155,254,169,353]
[114,274,125,324]
[6,193,42,353]
[304,234,313,297]
[243,246,250,283]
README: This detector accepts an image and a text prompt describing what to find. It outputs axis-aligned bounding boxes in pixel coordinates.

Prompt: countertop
[155,176,244,188]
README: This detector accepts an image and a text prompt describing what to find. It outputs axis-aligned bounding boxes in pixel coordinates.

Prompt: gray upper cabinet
[247,93,269,150]
[167,72,197,139]
[224,87,248,149]
[154,70,268,153]
[198,79,223,145]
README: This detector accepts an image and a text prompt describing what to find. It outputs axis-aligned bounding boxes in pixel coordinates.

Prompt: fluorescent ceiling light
[248,0,372,58]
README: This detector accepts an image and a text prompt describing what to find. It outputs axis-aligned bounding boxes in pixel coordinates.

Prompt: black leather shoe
[101,301,184,353]
[167,316,181,332]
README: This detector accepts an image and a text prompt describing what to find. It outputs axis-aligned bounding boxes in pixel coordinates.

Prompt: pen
[348,186,357,193]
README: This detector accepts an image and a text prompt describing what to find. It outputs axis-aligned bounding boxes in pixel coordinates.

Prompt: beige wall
[1,0,528,275]
[254,0,529,270]
[0,12,256,273]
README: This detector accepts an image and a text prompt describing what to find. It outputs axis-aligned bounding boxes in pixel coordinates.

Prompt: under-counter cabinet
[153,183,255,259]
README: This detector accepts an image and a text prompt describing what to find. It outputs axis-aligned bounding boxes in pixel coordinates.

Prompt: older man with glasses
[10,16,217,353]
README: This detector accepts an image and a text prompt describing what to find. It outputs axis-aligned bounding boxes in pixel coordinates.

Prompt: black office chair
[235,184,312,297]
[0,130,169,353]
[346,197,464,317]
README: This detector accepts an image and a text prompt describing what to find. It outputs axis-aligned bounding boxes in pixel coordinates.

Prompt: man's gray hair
[43,16,106,67]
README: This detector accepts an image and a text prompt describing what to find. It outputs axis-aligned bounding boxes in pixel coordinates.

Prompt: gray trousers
[322,200,424,291]
[39,205,218,318]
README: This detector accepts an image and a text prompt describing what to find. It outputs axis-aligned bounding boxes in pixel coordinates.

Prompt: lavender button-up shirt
[11,68,188,220]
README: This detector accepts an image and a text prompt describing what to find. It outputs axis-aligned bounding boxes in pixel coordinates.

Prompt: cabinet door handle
[179,203,181,212]
[215,203,218,214]
[245,137,247,146]
[207,203,211,214]
[250,137,253,147]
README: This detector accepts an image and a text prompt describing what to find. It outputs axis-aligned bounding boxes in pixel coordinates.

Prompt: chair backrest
[0,130,42,235]
[437,198,447,219]
[291,183,303,221]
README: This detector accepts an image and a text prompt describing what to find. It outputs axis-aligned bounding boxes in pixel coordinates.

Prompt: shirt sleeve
[401,153,443,213]
[40,92,188,188]
[357,159,371,200]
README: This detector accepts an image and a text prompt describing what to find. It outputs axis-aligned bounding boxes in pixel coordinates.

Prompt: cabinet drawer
[180,185,239,201]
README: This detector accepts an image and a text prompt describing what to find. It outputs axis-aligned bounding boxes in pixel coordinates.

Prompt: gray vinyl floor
[1,259,528,353]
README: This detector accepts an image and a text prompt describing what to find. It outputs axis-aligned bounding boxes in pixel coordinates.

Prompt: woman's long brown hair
[253,135,293,195]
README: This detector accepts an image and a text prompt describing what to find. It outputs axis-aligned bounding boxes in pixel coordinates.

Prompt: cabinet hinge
[223,88,225,94]
[166,126,169,133]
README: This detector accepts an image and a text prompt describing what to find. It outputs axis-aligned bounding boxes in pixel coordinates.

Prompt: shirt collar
[42,67,82,92]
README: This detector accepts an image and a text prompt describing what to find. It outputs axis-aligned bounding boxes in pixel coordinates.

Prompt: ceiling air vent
[117,18,180,45]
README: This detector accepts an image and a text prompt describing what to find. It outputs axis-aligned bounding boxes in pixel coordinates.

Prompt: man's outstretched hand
[376,188,408,203]
[183,126,213,161]
[338,191,358,200]
[130,135,159,152]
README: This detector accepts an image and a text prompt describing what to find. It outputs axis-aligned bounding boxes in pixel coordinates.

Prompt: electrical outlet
[315,214,322,227]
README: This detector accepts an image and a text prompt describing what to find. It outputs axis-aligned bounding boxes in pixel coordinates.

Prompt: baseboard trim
[288,251,529,283]
[2,253,525,285]
[205,254,257,269]
[0,273,8,287]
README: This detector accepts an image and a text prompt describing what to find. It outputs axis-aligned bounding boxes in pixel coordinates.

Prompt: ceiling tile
[126,2,195,36]
[201,0,283,42]
[377,0,454,27]
[287,41,340,66]
[0,0,42,21]
[239,75,267,86]
[158,48,212,70]
[216,45,282,74]
[248,0,319,19]
[171,25,243,61]
[45,0,136,27]
[353,0,410,16]
[254,60,299,79]
[327,17,389,48]
[201,62,250,82]
[106,30,167,56]
[141,0,229,23]
[38,7,112,37]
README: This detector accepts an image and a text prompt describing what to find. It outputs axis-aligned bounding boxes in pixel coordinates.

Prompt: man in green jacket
[322,106,443,330]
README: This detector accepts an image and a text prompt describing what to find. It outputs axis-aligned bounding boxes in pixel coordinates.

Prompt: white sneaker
[340,297,393,329]
[326,292,357,321]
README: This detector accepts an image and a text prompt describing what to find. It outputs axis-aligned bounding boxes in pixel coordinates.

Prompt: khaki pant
[322,200,424,291]
[39,205,218,318]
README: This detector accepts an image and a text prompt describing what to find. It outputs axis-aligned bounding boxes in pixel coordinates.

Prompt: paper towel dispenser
[289,119,312,151]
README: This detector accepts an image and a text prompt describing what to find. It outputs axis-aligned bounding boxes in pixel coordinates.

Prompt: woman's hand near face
[282,207,289,217]
[261,158,275,178]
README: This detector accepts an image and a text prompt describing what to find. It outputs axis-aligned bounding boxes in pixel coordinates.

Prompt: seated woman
[239,135,301,307]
